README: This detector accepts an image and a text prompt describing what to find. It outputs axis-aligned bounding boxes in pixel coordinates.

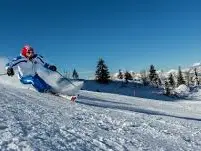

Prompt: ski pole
[0,73,7,76]
[56,71,78,87]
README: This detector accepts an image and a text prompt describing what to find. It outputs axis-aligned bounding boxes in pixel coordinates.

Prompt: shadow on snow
[77,96,201,122]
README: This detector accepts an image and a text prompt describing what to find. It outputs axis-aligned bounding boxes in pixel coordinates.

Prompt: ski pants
[20,74,51,93]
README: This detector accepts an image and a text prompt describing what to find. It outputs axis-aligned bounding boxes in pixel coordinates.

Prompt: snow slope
[82,80,174,101]
[1,83,201,151]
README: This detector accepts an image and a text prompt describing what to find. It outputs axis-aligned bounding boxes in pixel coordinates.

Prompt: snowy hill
[1,81,201,150]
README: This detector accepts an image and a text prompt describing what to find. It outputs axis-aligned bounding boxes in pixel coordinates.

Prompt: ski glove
[49,65,57,71]
[7,68,14,76]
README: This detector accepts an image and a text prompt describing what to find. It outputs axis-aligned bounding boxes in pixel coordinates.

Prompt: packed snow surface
[1,83,201,151]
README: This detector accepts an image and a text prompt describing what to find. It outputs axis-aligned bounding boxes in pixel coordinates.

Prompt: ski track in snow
[0,85,201,151]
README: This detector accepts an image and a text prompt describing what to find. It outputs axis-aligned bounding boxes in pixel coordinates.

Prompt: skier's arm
[35,55,49,68]
[5,56,26,69]
[36,55,57,71]
[5,56,26,76]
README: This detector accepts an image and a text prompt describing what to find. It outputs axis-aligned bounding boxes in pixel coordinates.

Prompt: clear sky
[0,0,201,78]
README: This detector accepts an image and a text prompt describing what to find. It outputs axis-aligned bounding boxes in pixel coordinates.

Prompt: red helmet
[21,45,34,57]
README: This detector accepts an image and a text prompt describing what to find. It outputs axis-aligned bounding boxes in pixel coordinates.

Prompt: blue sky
[0,0,201,78]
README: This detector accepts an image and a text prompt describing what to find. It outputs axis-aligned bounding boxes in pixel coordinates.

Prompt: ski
[57,94,78,102]
[27,87,78,102]
[49,93,78,102]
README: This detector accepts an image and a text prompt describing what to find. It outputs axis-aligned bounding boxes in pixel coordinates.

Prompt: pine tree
[177,66,185,86]
[194,68,200,86]
[184,71,191,87]
[154,74,161,88]
[149,65,156,82]
[124,71,133,84]
[164,80,170,96]
[117,69,123,79]
[72,69,79,79]
[95,58,110,83]
[168,73,175,88]
[149,65,159,86]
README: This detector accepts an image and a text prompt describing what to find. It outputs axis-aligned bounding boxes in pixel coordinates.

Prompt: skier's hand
[7,68,14,76]
[49,65,57,71]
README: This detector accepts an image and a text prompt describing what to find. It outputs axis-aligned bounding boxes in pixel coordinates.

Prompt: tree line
[94,58,201,96]
[67,58,201,96]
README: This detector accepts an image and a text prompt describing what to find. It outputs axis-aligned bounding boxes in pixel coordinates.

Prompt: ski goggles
[27,50,34,54]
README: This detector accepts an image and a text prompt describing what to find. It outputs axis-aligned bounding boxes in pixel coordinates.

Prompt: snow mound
[189,88,201,99]
[174,84,190,97]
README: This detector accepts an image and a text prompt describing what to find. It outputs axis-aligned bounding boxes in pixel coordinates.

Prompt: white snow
[174,84,190,97]
[1,81,201,150]
[167,69,177,75]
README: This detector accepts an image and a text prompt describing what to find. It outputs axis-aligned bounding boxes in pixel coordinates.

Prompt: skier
[5,45,57,93]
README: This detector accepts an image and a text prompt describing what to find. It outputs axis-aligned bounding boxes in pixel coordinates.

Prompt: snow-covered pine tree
[149,65,156,83]
[194,68,199,86]
[164,80,170,96]
[184,71,191,87]
[149,65,159,87]
[168,73,175,88]
[117,69,123,79]
[72,69,79,79]
[154,74,162,88]
[177,66,186,86]
[95,58,110,83]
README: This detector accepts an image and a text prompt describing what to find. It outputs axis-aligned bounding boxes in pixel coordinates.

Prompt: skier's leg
[20,75,34,85]
[32,74,52,93]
